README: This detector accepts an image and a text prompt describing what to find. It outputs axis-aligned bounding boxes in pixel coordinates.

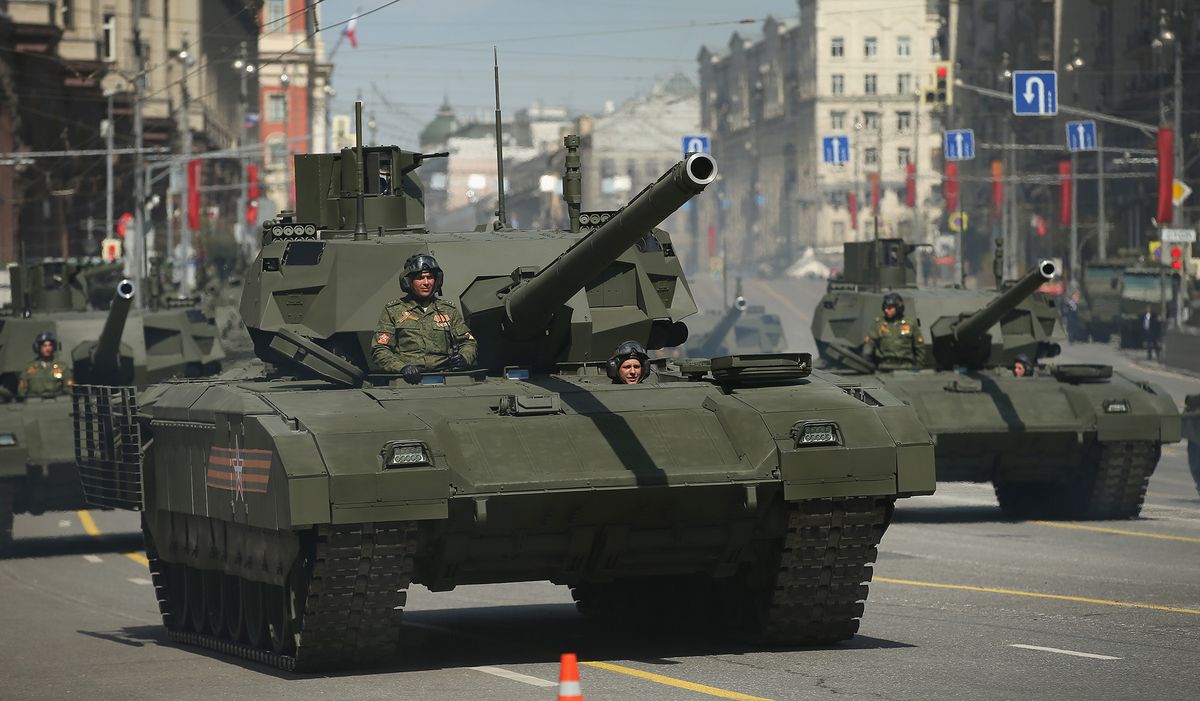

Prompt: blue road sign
[822,135,850,165]
[944,129,975,161]
[1066,120,1097,152]
[682,135,710,159]
[1013,70,1058,116]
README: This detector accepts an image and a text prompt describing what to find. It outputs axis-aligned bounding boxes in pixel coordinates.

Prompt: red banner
[944,162,958,212]
[707,224,717,258]
[869,173,881,215]
[991,160,1004,220]
[247,163,259,200]
[848,191,858,230]
[905,162,916,208]
[1058,160,1072,226]
[187,159,203,231]
[1157,127,1174,224]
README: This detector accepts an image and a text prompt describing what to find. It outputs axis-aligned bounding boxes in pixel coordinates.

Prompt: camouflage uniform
[865,317,926,371]
[17,358,73,398]
[371,296,478,372]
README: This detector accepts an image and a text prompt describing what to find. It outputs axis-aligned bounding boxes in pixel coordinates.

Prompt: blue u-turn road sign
[944,129,975,161]
[682,135,710,159]
[1066,120,1097,151]
[1013,70,1058,116]
[822,135,850,165]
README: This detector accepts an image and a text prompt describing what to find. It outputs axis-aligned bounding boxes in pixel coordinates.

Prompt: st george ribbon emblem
[207,439,272,501]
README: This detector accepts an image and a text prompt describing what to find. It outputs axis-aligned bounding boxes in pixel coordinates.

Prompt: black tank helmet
[33,331,59,355]
[1014,353,1034,375]
[881,292,905,317]
[400,254,444,295]
[606,340,650,382]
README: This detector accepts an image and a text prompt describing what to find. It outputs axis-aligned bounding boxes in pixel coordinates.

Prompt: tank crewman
[864,292,926,371]
[1012,354,1034,377]
[372,254,477,384]
[607,340,651,384]
[17,331,73,399]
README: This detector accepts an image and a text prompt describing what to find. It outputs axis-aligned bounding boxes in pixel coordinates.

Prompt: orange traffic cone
[557,653,583,701]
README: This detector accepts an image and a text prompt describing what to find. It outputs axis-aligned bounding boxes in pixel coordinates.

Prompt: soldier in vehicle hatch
[864,292,926,371]
[372,254,477,384]
[17,331,73,399]
[607,340,651,384]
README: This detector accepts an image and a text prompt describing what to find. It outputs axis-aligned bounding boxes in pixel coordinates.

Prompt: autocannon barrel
[504,153,717,331]
[952,260,1057,343]
[696,295,748,357]
[92,279,136,371]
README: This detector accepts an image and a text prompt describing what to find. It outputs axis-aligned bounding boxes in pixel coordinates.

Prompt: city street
[1,276,1197,701]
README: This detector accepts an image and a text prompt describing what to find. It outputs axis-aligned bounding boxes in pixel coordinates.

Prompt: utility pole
[1070,151,1079,281]
[235,41,249,257]
[104,91,114,247]
[1172,13,1186,327]
[1097,128,1106,261]
[178,32,194,296]
[912,88,924,285]
[130,0,146,306]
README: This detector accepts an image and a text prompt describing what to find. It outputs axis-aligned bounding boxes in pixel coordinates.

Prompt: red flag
[187,159,202,231]
[991,160,1004,220]
[247,163,259,200]
[869,173,881,215]
[1058,160,1072,226]
[944,162,959,212]
[1156,127,1174,224]
[343,16,358,48]
[905,162,916,208]
[848,191,858,230]
[116,211,133,239]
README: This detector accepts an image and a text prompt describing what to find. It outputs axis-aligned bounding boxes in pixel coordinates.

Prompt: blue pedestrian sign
[944,129,975,161]
[1066,120,1097,152]
[822,135,850,165]
[682,135,710,159]
[1013,70,1058,116]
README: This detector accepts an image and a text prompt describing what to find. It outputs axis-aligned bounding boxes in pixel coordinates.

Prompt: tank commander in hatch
[608,340,651,385]
[1012,354,1035,377]
[17,331,73,399]
[372,254,477,385]
[864,292,926,371]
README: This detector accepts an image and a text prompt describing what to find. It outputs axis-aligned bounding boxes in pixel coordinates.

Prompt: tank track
[0,480,14,557]
[1189,443,1200,498]
[1079,441,1159,519]
[150,522,418,672]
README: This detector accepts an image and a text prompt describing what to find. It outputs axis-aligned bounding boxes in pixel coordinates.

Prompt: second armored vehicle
[678,281,787,357]
[1071,255,1171,346]
[812,238,1179,519]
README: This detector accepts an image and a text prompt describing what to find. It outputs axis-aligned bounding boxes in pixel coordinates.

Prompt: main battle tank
[1184,394,1200,496]
[0,261,225,554]
[74,106,935,671]
[678,280,787,357]
[812,238,1180,519]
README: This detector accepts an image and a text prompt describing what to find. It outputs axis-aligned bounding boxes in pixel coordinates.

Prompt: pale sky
[303,0,801,146]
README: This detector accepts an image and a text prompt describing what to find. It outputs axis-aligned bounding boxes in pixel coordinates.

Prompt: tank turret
[693,295,749,357]
[71,279,137,384]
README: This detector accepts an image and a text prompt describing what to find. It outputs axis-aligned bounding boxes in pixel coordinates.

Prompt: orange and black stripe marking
[206,446,273,495]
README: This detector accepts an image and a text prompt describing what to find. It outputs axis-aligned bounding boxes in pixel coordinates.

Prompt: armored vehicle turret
[677,280,787,358]
[812,238,1180,520]
[74,104,935,671]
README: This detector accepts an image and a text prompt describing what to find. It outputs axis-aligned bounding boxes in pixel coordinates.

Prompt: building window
[266,0,286,26]
[864,74,877,95]
[864,148,879,166]
[897,111,912,132]
[267,93,286,122]
[833,221,847,239]
[863,111,880,130]
[101,14,116,62]
[864,37,878,58]
[831,37,844,58]
[897,73,912,95]
[830,111,845,130]
[932,36,941,57]
[60,0,74,29]
[897,36,912,57]
[831,74,845,95]
[898,147,912,166]
[268,136,288,166]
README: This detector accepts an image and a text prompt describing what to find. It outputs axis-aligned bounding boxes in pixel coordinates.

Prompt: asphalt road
[1,276,1198,700]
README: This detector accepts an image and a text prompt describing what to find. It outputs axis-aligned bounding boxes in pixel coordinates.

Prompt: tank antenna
[353,100,368,240]
[492,47,508,229]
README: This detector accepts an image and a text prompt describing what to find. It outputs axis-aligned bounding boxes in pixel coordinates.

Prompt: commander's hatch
[268,328,365,388]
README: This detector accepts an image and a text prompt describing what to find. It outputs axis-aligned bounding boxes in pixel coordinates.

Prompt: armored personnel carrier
[812,238,1180,519]
[73,106,935,671]
[1072,255,1171,346]
[678,280,787,357]
[1185,394,1200,496]
[0,261,224,554]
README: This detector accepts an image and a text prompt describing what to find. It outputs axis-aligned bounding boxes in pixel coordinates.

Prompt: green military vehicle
[678,281,787,357]
[811,238,1180,519]
[73,106,935,671]
[1072,256,1170,347]
[1185,394,1200,496]
[0,261,224,554]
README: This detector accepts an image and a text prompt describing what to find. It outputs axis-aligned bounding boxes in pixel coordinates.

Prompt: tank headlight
[0,433,16,447]
[791,421,841,447]
[1103,400,1130,414]
[383,441,431,468]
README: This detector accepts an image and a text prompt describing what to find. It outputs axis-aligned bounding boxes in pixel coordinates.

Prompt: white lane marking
[83,555,103,564]
[58,519,71,528]
[127,577,153,586]
[469,666,557,688]
[1009,644,1121,660]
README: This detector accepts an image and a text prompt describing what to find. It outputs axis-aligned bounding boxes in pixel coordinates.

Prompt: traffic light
[924,62,953,106]
[1170,245,1183,270]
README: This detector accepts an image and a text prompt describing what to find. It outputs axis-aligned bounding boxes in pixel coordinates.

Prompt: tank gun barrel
[503,153,717,332]
[92,279,135,371]
[696,295,748,357]
[952,260,1057,343]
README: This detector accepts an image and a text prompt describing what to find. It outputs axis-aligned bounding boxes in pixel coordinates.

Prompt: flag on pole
[344,15,359,48]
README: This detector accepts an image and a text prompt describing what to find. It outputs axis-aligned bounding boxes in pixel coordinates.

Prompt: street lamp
[175,32,196,295]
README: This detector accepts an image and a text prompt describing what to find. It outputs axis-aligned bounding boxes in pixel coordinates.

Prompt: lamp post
[176,32,195,295]
[280,69,291,207]
[1064,38,1085,282]
[233,42,254,255]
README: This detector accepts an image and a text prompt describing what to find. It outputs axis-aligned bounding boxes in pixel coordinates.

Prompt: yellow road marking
[583,661,774,701]
[750,279,811,323]
[1030,520,1200,544]
[876,576,1200,615]
[77,510,150,568]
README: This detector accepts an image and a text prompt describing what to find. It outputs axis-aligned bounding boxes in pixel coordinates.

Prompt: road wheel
[0,481,15,558]
[202,570,222,635]
[1188,442,1200,498]
[164,562,190,631]
[220,574,242,641]
[241,578,266,649]
[265,583,294,654]
[187,566,206,634]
